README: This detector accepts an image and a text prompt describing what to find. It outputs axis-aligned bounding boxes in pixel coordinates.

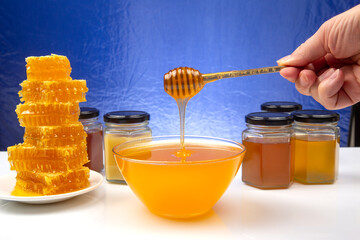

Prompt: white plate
[0,170,103,204]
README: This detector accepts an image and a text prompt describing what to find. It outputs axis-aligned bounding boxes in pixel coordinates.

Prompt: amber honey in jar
[261,101,302,113]
[79,107,104,172]
[104,111,151,184]
[242,112,294,189]
[292,110,340,184]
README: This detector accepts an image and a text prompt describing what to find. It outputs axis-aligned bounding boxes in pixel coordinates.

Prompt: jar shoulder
[104,127,152,136]
[83,122,102,132]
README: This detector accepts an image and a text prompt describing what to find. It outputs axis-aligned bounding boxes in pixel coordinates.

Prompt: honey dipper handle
[202,66,285,83]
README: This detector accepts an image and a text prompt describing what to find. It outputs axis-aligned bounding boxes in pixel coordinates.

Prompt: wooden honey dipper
[164,66,284,98]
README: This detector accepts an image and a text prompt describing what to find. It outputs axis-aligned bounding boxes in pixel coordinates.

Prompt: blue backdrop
[0,0,358,150]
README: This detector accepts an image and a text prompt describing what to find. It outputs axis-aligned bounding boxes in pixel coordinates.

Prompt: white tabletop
[0,148,359,240]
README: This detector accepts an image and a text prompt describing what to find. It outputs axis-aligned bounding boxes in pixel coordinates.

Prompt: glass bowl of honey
[113,135,246,219]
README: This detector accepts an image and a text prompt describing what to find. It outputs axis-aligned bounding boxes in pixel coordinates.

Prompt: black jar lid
[245,112,293,126]
[104,111,150,123]
[79,107,100,119]
[292,110,339,123]
[261,101,302,112]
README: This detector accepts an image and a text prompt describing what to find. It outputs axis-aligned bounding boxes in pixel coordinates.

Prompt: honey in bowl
[113,136,245,218]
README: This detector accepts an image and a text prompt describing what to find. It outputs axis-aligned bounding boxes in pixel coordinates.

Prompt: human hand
[277,4,360,110]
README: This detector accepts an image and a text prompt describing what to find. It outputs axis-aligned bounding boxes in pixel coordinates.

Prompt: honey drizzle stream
[164,67,204,163]
[176,97,190,163]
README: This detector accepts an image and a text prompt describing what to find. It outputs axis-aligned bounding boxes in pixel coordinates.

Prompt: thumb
[278,26,328,67]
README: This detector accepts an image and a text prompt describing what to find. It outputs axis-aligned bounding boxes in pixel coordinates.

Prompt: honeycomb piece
[12,167,90,196]
[24,124,87,147]
[19,80,88,103]
[15,167,90,186]
[8,143,88,172]
[8,156,89,172]
[8,143,87,161]
[12,179,89,196]
[16,102,79,116]
[16,102,80,126]
[24,123,85,137]
[24,136,87,148]
[25,54,72,81]
[17,114,79,127]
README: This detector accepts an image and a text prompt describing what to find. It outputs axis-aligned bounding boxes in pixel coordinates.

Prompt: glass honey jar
[79,107,104,172]
[103,111,151,184]
[261,101,302,113]
[292,110,340,184]
[242,112,294,189]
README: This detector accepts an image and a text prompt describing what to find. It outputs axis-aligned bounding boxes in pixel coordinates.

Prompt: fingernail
[277,55,292,65]
[329,69,339,80]
[307,63,315,71]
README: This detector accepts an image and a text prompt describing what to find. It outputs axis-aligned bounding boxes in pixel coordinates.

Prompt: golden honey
[114,137,244,218]
[294,138,338,184]
[292,110,340,184]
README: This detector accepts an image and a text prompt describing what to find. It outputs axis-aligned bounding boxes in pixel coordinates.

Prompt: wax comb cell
[16,102,80,116]
[15,167,90,187]
[16,102,80,126]
[7,143,87,161]
[23,136,86,148]
[25,54,72,81]
[24,124,87,147]
[7,143,88,172]
[12,178,89,196]
[8,156,89,172]
[19,80,88,103]
[12,167,90,196]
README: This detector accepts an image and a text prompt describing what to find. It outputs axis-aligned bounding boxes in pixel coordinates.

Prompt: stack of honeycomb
[7,54,90,196]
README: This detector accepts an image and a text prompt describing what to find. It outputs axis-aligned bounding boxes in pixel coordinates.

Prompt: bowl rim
[112,135,246,165]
